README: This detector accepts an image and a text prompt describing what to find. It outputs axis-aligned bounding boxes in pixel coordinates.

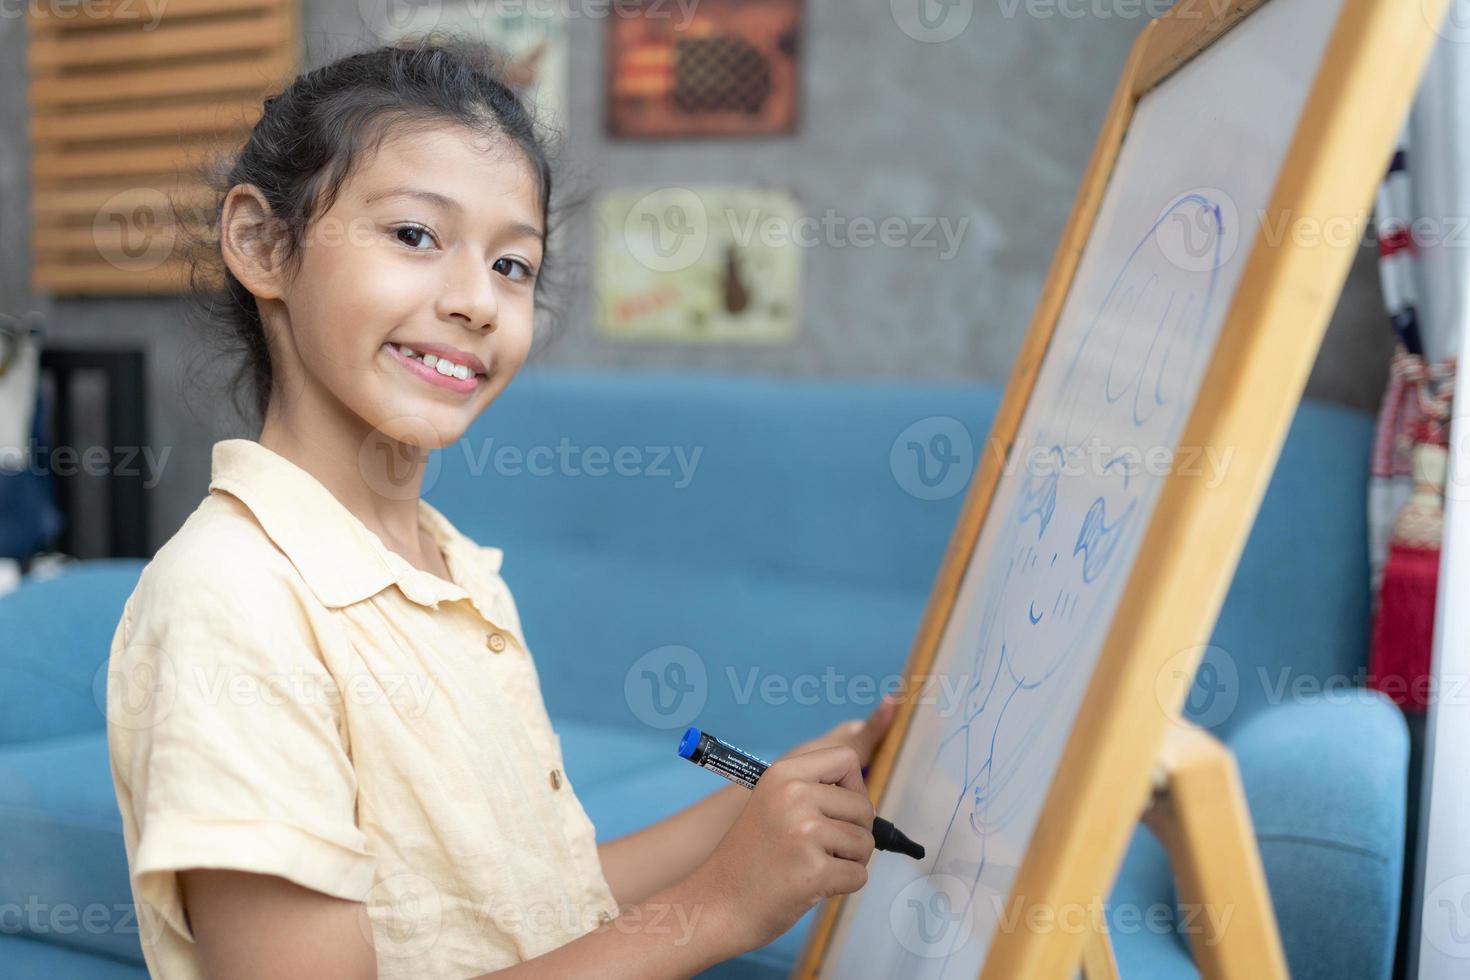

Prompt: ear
[220,184,291,303]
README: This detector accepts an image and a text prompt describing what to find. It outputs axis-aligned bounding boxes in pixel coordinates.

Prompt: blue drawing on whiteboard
[925,193,1225,976]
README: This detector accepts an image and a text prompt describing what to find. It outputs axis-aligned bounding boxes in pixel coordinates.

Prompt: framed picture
[607,0,801,138]
[595,186,800,342]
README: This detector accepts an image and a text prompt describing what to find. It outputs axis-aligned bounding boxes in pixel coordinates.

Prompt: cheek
[496,297,539,365]
[291,239,419,361]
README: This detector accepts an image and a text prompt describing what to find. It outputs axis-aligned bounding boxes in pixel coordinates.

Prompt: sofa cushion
[1225,695,1408,980]
[515,548,936,741]
[0,933,147,980]
[428,369,999,596]
[0,731,141,964]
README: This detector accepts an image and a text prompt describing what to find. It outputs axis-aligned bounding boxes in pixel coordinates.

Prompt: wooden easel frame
[793,0,1446,977]
[1076,721,1290,980]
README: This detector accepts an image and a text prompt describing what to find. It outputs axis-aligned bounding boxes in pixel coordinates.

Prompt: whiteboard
[824,0,1344,974]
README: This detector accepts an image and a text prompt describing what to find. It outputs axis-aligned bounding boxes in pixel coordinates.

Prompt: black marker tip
[873,816,926,861]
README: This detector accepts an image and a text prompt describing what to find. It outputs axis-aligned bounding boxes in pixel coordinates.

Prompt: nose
[436,250,499,332]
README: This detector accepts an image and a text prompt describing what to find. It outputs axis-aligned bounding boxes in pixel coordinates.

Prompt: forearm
[473,873,737,980]
[597,783,747,906]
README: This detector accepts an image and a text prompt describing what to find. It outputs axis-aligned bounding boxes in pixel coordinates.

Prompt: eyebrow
[363,186,543,240]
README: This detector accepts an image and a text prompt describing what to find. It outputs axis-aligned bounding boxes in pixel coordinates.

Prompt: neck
[257,398,429,559]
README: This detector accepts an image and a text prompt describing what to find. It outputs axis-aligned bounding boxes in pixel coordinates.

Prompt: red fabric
[1378,225,1416,257]
[1370,542,1441,711]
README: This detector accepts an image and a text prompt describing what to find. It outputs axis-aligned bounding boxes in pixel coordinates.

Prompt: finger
[851,701,896,761]
[825,854,871,897]
[778,744,865,793]
[809,782,876,830]
[817,852,870,899]
[814,819,875,864]
[866,694,898,726]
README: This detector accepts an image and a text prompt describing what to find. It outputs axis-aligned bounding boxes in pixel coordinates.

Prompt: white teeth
[393,343,477,379]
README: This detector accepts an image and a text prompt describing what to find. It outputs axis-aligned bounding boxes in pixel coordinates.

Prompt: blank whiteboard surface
[823,0,1344,974]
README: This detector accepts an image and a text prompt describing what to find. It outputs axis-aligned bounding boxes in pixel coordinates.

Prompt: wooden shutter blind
[25,0,299,295]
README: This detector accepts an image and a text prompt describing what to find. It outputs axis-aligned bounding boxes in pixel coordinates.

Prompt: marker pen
[678,726,926,861]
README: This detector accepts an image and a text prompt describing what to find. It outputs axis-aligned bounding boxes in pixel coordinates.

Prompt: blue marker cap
[678,726,703,760]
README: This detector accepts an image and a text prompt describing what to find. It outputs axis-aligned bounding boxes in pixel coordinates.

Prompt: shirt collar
[207,438,505,613]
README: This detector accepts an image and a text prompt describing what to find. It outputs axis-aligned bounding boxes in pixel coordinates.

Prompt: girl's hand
[689,745,876,958]
[775,693,901,772]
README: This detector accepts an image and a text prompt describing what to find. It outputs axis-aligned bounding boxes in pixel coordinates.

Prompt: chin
[361,402,474,452]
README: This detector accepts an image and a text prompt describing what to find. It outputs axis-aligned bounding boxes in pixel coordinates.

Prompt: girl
[105,36,898,980]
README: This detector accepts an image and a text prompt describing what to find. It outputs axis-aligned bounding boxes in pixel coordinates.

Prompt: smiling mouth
[381,342,485,394]
[383,341,485,379]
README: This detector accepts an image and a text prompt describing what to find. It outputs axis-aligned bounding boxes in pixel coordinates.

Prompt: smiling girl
[104,36,897,980]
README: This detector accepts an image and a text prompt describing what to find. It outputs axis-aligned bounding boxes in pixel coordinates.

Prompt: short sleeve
[107,553,376,943]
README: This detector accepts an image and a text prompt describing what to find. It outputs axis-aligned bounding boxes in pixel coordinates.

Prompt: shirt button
[597,910,613,926]
[485,631,507,653]
[549,768,562,790]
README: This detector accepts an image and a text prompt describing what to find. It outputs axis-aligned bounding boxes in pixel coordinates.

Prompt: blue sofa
[0,369,1407,978]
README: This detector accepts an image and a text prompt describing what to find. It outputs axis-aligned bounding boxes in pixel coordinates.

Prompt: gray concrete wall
[0,0,1394,555]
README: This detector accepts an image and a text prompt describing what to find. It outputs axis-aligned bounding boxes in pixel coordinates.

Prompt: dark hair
[179,33,560,429]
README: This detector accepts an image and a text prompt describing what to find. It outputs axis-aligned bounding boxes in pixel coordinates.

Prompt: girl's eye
[393,224,436,250]
[493,256,536,283]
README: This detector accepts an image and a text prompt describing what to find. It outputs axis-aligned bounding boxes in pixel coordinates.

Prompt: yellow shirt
[106,438,620,979]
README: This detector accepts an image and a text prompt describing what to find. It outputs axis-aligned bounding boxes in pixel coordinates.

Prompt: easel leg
[1081,926,1120,980]
[1143,721,1288,980]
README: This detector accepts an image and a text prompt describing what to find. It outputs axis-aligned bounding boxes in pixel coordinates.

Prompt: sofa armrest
[1221,692,1409,980]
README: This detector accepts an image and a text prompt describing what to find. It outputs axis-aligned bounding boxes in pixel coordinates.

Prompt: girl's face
[261,123,544,449]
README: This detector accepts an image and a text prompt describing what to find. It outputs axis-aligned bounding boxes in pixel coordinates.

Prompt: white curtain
[1399,12,1470,979]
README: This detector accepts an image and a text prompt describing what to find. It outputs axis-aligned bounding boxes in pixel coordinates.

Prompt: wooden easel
[793,0,1446,976]
[1079,722,1286,980]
